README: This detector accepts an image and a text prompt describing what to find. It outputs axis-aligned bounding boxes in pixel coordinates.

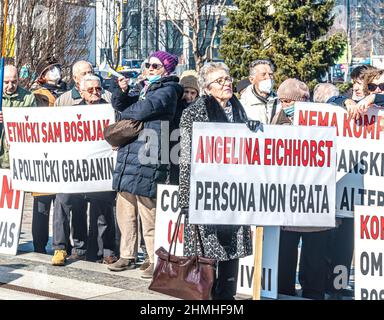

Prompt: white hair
[79,74,101,91]
[313,83,340,103]
[72,60,93,78]
[199,62,230,93]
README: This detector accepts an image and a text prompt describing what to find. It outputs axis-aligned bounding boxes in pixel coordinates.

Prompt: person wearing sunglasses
[109,51,183,279]
[178,62,253,300]
[51,73,118,267]
[78,75,106,105]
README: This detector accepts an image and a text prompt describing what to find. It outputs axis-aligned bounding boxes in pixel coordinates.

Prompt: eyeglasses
[208,76,233,87]
[367,83,384,91]
[84,87,102,94]
[145,62,163,70]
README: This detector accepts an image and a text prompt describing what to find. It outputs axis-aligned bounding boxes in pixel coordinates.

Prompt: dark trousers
[212,259,239,300]
[326,218,354,293]
[86,192,116,260]
[278,230,330,300]
[32,194,56,253]
[52,193,88,255]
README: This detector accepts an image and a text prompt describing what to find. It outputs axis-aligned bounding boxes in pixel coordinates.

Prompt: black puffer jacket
[111,76,183,198]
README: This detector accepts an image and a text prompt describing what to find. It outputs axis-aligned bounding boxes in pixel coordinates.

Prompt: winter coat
[112,76,183,198]
[32,82,67,106]
[169,99,190,185]
[54,87,112,106]
[272,109,335,233]
[179,95,253,261]
[240,84,280,124]
[0,86,37,168]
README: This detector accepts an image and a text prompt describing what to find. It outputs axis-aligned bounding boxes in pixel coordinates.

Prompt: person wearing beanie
[273,78,335,300]
[109,52,183,278]
[31,57,67,106]
[272,78,310,125]
[180,71,199,105]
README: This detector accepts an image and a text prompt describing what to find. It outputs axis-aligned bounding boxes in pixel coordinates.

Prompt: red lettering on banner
[298,110,309,125]
[224,137,230,164]
[205,136,214,163]
[167,219,184,244]
[361,215,370,239]
[195,136,205,163]
[0,176,21,210]
[215,136,223,163]
[264,138,272,165]
[360,215,384,240]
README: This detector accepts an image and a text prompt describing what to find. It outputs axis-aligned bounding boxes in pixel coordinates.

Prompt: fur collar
[200,95,248,124]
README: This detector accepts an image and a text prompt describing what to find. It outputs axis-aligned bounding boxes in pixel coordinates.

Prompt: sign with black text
[295,103,384,218]
[155,185,279,299]
[189,123,337,227]
[3,104,116,193]
[0,169,24,255]
[355,205,384,300]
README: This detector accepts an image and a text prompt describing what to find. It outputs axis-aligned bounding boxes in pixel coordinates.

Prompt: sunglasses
[84,87,102,94]
[367,83,384,91]
[145,62,163,70]
[208,76,233,87]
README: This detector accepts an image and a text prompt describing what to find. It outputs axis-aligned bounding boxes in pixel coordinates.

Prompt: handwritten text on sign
[189,123,337,227]
[0,169,24,255]
[3,104,116,193]
[294,103,384,218]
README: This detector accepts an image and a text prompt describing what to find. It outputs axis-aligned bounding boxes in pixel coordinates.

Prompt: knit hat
[180,70,199,92]
[277,78,310,101]
[36,56,60,79]
[149,51,179,74]
[236,78,251,93]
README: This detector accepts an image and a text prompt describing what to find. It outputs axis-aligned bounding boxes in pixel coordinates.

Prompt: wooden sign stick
[252,226,264,300]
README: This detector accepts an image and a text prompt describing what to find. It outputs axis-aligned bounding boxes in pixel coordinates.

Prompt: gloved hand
[246,120,264,132]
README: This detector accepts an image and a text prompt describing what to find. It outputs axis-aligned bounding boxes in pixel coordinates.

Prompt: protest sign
[3,104,116,193]
[155,185,280,299]
[355,205,384,300]
[188,123,337,227]
[294,103,384,218]
[0,169,24,255]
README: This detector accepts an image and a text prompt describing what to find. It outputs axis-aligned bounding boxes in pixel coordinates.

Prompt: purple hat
[149,51,179,74]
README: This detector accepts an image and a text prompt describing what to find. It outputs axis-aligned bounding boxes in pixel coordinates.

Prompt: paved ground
[0,193,178,300]
[0,193,353,300]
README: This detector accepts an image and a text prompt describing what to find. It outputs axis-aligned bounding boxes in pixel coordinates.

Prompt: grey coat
[178,95,253,261]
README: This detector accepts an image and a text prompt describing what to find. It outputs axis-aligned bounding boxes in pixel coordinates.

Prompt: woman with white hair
[178,62,253,300]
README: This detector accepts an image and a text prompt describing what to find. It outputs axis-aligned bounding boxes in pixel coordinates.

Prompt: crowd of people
[0,50,382,300]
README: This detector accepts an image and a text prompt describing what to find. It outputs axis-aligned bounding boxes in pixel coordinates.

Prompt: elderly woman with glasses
[178,62,253,300]
[108,51,184,278]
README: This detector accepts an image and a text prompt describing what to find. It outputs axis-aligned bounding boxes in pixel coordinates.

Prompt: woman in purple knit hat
[108,51,183,278]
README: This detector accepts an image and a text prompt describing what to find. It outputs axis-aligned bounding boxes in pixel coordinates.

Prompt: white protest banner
[188,123,337,227]
[355,205,384,300]
[0,169,24,255]
[237,226,279,299]
[3,104,116,193]
[155,185,280,299]
[294,103,384,218]
[154,185,184,259]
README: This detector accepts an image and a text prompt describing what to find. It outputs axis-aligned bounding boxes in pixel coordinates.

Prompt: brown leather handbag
[149,213,216,300]
[103,119,143,147]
